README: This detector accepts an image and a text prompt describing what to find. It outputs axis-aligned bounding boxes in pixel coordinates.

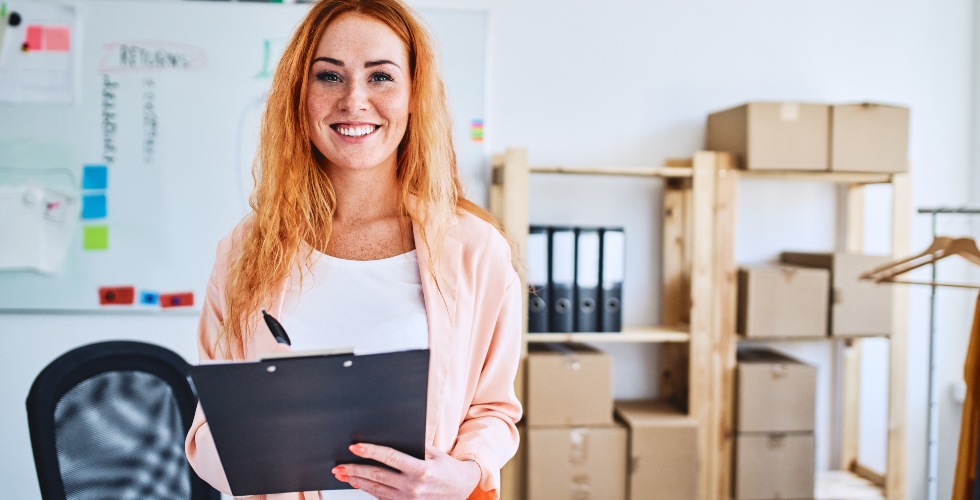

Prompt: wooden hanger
[860,236,953,281]
[946,237,980,267]
[861,235,980,286]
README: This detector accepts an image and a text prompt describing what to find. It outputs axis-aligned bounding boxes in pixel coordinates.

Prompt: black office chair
[26,341,220,500]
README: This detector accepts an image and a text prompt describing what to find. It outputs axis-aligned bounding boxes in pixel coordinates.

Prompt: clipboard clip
[258,348,355,361]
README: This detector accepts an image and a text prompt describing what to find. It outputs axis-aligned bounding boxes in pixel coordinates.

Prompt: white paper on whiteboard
[0,2,77,104]
[0,183,79,273]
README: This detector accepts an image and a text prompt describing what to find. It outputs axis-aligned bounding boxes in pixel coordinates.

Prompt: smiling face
[306,13,411,173]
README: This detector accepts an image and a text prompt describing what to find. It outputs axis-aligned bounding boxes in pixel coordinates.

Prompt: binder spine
[574,228,601,332]
[527,226,550,333]
[600,228,625,332]
[549,227,575,332]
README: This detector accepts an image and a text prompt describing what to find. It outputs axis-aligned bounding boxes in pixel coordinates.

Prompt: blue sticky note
[82,165,108,190]
[81,194,107,219]
[140,291,159,305]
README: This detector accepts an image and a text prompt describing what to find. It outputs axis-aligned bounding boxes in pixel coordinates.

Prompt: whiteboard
[0,0,488,312]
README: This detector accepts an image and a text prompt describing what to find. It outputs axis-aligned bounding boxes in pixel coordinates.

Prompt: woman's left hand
[333,443,480,500]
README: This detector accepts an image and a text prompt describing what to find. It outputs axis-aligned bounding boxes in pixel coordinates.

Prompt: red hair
[219,0,509,357]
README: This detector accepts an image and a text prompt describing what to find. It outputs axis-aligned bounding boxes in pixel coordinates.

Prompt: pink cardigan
[184,210,523,500]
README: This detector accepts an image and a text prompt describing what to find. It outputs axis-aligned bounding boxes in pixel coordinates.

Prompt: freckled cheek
[375,93,411,131]
[306,91,338,126]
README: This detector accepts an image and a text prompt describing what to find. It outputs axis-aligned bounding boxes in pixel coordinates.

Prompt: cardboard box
[615,401,698,500]
[830,103,909,173]
[781,251,893,337]
[737,266,830,338]
[706,102,829,171]
[736,349,816,433]
[734,432,815,500]
[526,424,627,500]
[526,343,613,426]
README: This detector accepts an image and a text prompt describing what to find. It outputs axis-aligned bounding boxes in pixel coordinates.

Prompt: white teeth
[337,125,375,137]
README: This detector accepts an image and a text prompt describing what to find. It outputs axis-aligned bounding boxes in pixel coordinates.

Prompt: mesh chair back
[26,341,218,500]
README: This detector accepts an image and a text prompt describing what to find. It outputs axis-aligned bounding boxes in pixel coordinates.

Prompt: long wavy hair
[219,0,507,358]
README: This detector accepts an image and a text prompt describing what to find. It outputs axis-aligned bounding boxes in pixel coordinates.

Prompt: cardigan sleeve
[184,268,236,496]
[450,270,523,499]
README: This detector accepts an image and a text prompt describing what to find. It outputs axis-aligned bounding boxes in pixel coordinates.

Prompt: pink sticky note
[24,25,43,51]
[44,27,71,52]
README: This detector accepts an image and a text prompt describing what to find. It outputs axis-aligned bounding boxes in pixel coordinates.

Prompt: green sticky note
[83,225,109,250]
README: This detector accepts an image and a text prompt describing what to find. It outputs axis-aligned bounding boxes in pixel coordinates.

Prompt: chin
[325,154,394,171]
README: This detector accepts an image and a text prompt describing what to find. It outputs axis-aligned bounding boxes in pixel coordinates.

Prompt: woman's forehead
[315,13,408,64]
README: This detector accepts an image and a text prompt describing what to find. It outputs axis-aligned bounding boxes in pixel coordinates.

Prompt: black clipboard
[188,349,429,496]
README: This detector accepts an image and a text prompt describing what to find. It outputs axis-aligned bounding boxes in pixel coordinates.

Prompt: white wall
[1,1,976,499]
[425,0,971,498]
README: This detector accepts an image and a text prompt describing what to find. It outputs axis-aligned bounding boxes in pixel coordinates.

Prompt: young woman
[183,1,522,499]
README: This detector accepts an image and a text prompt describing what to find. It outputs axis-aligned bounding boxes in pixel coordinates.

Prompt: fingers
[350,443,426,477]
[344,474,401,500]
[335,463,410,492]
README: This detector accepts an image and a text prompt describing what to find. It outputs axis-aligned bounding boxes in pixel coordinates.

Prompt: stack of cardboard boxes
[738,252,894,339]
[706,101,909,173]
[734,253,893,498]
[525,343,699,499]
[734,349,817,499]
[708,101,907,499]
[525,343,625,499]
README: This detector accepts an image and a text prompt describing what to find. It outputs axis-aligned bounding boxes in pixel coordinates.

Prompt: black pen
[261,310,292,346]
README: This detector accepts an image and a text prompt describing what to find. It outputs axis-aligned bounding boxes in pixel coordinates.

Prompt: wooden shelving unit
[489,147,910,500]
[737,170,894,184]
[525,325,690,344]
[527,164,694,178]
[490,148,737,500]
[734,167,910,500]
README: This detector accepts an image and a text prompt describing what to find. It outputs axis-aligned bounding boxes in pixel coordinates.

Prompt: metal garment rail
[916,206,980,500]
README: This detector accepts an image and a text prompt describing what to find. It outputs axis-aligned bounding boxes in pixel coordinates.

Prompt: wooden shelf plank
[525,325,690,343]
[737,334,889,342]
[529,165,694,178]
[737,170,893,184]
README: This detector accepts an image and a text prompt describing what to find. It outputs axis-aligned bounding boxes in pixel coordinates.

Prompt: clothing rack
[916,206,980,500]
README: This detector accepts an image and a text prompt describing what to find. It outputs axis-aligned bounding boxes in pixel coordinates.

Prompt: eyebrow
[365,59,400,69]
[311,57,400,69]
[313,57,344,66]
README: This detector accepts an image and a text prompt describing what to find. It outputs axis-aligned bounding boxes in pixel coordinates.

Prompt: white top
[280,248,429,355]
[278,248,429,499]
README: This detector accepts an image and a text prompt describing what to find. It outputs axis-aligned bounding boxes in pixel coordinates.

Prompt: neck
[325,153,401,223]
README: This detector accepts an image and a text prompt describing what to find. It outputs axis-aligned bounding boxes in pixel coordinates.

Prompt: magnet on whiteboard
[160,292,194,308]
[139,291,159,305]
[99,286,135,305]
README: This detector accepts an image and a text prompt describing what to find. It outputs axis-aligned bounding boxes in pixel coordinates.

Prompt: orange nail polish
[350,444,365,454]
[336,475,349,482]
[334,466,346,475]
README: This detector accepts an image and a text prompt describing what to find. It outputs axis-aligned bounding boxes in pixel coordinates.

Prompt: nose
[338,79,369,113]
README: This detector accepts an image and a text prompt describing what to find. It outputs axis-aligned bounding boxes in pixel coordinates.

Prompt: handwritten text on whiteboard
[99,42,207,72]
